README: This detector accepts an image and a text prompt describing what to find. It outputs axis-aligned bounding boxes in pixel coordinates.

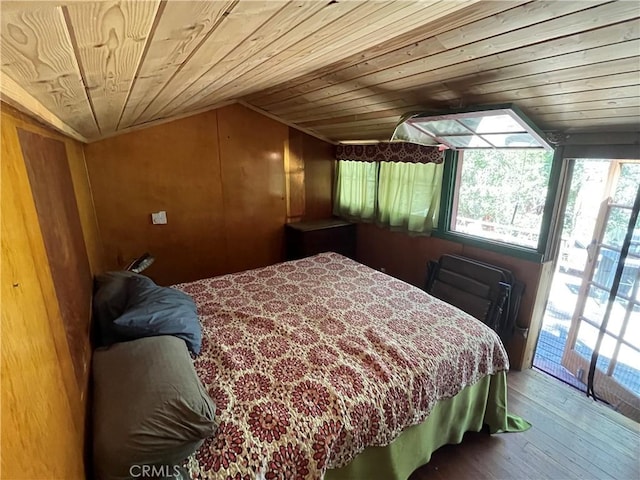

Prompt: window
[437,147,560,261]
[450,149,554,249]
[333,138,560,261]
[391,104,552,151]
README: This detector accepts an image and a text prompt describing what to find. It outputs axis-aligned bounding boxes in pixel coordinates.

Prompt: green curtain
[333,160,378,221]
[377,161,444,233]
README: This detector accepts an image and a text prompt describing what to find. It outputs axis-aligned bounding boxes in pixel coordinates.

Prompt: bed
[173,252,528,480]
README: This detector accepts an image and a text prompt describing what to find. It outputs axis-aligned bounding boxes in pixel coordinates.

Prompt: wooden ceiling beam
[0,73,88,143]
[0,4,99,138]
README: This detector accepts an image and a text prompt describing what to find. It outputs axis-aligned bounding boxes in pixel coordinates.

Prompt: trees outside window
[451,149,554,249]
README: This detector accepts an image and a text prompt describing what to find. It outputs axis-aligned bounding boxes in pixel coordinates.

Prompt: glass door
[561,160,640,422]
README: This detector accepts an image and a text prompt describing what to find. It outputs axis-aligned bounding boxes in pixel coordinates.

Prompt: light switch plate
[151,211,167,224]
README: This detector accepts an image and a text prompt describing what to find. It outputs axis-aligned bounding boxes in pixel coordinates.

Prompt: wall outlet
[151,211,167,224]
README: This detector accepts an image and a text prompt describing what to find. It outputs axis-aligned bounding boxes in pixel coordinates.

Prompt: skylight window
[391,104,552,150]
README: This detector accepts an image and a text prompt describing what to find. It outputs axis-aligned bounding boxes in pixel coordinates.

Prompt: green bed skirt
[326,372,530,480]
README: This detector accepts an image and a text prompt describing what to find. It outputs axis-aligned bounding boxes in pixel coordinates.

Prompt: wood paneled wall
[19,129,94,389]
[84,103,335,286]
[356,223,545,370]
[218,105,288,274]
[301,131,335,221]
[286,127,335,223]
[84,109,228,286]
[1,105,104,479]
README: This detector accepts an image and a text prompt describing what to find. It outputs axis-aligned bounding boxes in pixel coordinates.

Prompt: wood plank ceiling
[0,0,638,144]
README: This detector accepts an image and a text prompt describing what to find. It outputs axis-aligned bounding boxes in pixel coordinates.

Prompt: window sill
[432,230,545,263]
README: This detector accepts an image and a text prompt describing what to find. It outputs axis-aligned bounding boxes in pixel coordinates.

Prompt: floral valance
[336,142,444,164]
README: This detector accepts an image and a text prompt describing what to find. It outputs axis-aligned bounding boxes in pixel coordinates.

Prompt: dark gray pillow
[92,271,154,347]
[112,277,202,354]
[93,336,216,480]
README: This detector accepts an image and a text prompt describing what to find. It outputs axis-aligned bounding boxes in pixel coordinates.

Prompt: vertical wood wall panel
[302,131,334,220]
[1,105,103,479]
[85,103,334,286]
[285,128,305,223]
[216,104,288,274]
[18,128,93,390]
[84,110,227,286]
[66,140,106,275]
[1,153,84,479]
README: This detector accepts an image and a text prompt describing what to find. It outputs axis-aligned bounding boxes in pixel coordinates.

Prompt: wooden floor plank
[507,391,624,479]
[510,370,640,451]
[409,369,640,480]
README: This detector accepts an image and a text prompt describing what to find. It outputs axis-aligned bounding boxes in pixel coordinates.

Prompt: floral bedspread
[173,252,509,480]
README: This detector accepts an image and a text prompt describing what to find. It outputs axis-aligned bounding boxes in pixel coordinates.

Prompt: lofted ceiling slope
[0,0,638,144]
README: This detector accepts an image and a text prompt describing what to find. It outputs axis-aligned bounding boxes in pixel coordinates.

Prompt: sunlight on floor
[534,269,640,396]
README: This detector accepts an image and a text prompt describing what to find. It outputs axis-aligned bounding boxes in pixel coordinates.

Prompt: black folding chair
[425,254,524,344]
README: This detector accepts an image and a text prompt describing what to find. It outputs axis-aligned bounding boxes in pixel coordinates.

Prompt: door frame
[560,159,640,421]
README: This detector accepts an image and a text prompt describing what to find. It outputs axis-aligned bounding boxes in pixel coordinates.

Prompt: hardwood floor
[410,368,640,480]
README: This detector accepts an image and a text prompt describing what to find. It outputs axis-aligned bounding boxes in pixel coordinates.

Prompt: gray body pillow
[93,336,216,480]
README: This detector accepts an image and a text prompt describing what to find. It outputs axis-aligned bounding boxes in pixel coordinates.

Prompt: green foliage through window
[451,149,554,249]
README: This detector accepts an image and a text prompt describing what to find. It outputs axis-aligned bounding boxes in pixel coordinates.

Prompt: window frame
[433,147,565,263]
